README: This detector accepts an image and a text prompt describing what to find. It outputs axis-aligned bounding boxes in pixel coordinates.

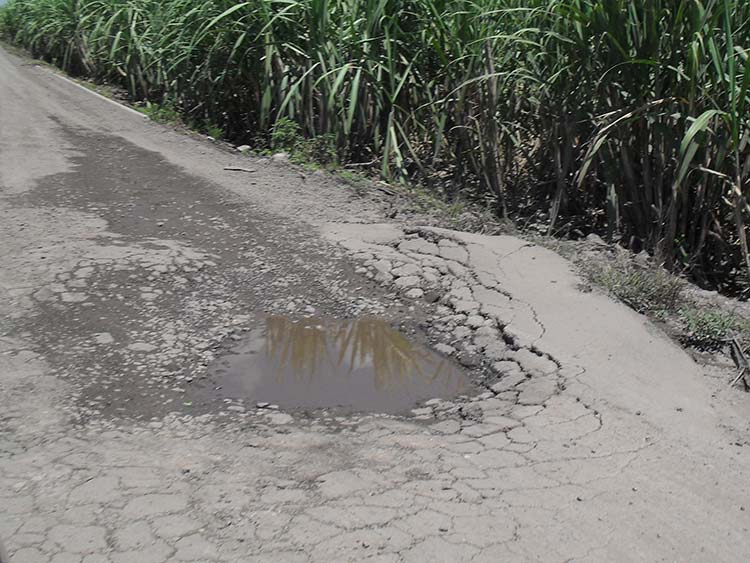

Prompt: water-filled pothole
[205,316,471,414]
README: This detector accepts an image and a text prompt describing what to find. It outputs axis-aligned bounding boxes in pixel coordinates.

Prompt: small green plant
[205,122,223,140]
[141,101,181,125]
[447,202,466,219]
[337,169,360,184]
[679,308,748,350]
[296,133,337,166]
[270,118,337,166]
[270,117,302,152]
[585,262,684,315]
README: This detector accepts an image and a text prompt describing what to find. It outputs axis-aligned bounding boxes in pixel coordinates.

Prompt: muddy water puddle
[205,316,471,414]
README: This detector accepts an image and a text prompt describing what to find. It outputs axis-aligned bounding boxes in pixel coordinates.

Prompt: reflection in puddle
[206,316,470,413]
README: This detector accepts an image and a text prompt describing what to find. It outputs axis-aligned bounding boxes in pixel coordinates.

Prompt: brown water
[205,316,470,413]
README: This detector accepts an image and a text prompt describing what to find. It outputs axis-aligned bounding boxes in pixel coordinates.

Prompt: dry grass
[582,258,685,315]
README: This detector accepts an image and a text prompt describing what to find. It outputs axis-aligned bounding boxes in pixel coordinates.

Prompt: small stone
[423,289,442,303]
[394,276,420,289]
[449,286,473,301]
[374,270,393,283]
[465,315,485,328]
[459,403,483,421]
[392,263,421,277]
[453,326,472,340]
[372,259,392,276]
[271,152,290,163]
[482,340,508,361]
[93,332,114,345]
[474,325,496,337]
[237,144,251,152]
[457,351,481,368]
[435,343,456,356]
[585,233,607,246]
[404,288,424,299]
[422,271,439,284]
[452,299,479,314]
[266,412,294,425]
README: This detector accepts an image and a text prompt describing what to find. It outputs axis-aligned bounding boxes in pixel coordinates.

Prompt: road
[2,45,750,562]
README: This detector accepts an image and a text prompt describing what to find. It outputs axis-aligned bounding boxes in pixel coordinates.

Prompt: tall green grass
[2,0,749,293]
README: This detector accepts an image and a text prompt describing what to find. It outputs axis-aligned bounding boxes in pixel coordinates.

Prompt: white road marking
[49,70,149,119]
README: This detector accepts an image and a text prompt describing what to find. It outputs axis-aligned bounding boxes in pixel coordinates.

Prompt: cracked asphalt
[2,46,750,562]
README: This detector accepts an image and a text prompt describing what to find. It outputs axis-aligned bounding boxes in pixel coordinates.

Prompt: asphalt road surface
[2,45,750,562]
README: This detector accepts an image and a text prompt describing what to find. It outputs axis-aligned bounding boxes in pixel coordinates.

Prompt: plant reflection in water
[207,316,469,413]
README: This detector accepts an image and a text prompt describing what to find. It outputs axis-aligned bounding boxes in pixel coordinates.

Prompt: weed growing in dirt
[678,308,748,350]
[140,101,180,125]
[270,118,302,152]
[270,118,337,167]
[137,101,226,140]
[205,123,224,140]
[584,261,684,315]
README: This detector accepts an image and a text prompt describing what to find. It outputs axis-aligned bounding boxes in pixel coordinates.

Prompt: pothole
[203,316,472,414]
